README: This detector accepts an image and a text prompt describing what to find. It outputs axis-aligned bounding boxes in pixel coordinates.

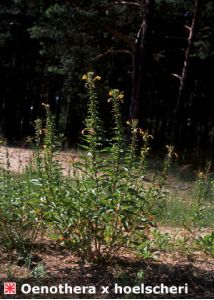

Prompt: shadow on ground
[0,245,213,299]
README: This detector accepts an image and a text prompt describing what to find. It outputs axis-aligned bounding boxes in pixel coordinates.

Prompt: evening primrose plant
[0,146,43,263]
[0,105,63,263]
[50,72,171,262]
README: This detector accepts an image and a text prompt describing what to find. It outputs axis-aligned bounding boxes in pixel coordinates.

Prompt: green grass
[158,189,214,228]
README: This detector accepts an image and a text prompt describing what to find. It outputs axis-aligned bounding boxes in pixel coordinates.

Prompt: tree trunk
[129,0,154,121]
[171,0,198,145]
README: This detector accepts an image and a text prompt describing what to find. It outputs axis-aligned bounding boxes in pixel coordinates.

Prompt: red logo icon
[4,282,16,295]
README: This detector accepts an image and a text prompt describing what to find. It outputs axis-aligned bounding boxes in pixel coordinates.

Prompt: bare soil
[0,239,213,299]
[0,146,79,175]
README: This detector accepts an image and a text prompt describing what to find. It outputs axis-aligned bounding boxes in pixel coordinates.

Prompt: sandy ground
[0,146,79,175]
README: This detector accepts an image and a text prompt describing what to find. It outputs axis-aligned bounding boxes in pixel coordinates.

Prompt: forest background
[0,0,213,163]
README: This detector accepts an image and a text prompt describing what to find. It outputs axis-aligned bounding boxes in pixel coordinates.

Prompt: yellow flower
[118,93,124,100]
[93,76,101,81]
[109,90,113,96]
[82,74,88,81]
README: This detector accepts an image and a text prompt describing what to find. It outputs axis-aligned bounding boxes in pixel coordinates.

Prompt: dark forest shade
[0,0,213,162]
